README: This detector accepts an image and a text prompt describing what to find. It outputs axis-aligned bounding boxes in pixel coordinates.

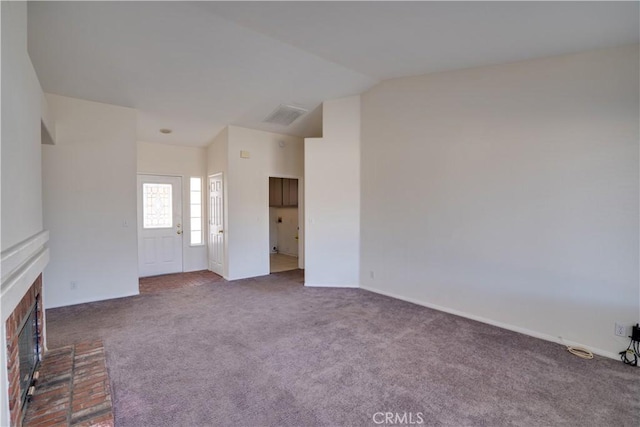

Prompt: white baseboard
[360,285,620,361]
[278,251,298,257]
[305,282,359,288]
[45,291,140,310]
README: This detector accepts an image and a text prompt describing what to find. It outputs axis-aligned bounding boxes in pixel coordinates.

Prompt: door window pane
[143,183,173,228]
[190,177,203,245]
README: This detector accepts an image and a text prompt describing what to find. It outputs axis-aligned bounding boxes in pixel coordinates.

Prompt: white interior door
[209,174,224,276]
[137,175,183,277]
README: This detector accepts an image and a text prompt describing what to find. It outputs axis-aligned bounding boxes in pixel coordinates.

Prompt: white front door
[137,175,183,277]
[208,174,224,276]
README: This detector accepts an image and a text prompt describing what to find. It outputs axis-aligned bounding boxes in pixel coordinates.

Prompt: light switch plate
[240,150,250,159]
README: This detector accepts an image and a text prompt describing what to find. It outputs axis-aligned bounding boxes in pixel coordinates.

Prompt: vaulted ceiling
[27,1,639,147]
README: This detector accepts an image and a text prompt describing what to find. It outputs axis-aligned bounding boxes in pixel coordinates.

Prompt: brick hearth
[23,341,113,427]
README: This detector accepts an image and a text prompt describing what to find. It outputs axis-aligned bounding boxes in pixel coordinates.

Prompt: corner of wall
[42,95,139,308]
[358,46,639,356]
[305,95,361,288]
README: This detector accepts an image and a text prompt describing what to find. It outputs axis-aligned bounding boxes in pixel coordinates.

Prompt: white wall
[360,45,640,358]
[269,208,278,253]
[270,207,299,256]
[0,2,48,424]
[43,94,139,308]
[41,92,55,145]
[207,127,229,179]
[1,2,44,252]
[226,126,304,280]
[305,96,361,287]
[137,141,207,272]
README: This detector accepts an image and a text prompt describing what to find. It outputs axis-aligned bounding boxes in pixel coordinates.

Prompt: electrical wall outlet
[615,322,627,337]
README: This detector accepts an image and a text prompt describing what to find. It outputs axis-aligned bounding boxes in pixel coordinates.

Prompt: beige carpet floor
[46,270,640,426]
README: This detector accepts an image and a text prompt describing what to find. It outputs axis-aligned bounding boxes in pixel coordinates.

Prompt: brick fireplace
[5,275,44,426]
[1,230,50,427]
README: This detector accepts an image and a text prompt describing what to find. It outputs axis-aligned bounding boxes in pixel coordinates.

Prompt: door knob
[218,230,224,234]
[177,230,183,235]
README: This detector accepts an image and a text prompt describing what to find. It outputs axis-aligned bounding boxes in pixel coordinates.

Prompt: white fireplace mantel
[1,230,50,323]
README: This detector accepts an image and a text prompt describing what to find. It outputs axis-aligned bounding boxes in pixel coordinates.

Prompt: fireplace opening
[17,298,40,407]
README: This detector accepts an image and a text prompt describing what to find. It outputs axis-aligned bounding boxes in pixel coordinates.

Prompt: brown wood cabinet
[269,177,298,207]
[269,177,283,206]
[288,179,298,206]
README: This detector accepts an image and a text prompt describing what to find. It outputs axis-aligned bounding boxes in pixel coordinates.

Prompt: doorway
[208,173,224,276]
[137,174,183,277]
[269,177,300,273]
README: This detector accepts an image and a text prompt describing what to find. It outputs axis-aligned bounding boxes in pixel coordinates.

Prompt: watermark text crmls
[372,412,425,425]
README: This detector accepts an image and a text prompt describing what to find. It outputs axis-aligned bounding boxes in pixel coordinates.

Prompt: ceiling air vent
[263,104,308,127]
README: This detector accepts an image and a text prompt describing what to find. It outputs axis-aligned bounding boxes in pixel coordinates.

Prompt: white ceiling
[27,1,639,147]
